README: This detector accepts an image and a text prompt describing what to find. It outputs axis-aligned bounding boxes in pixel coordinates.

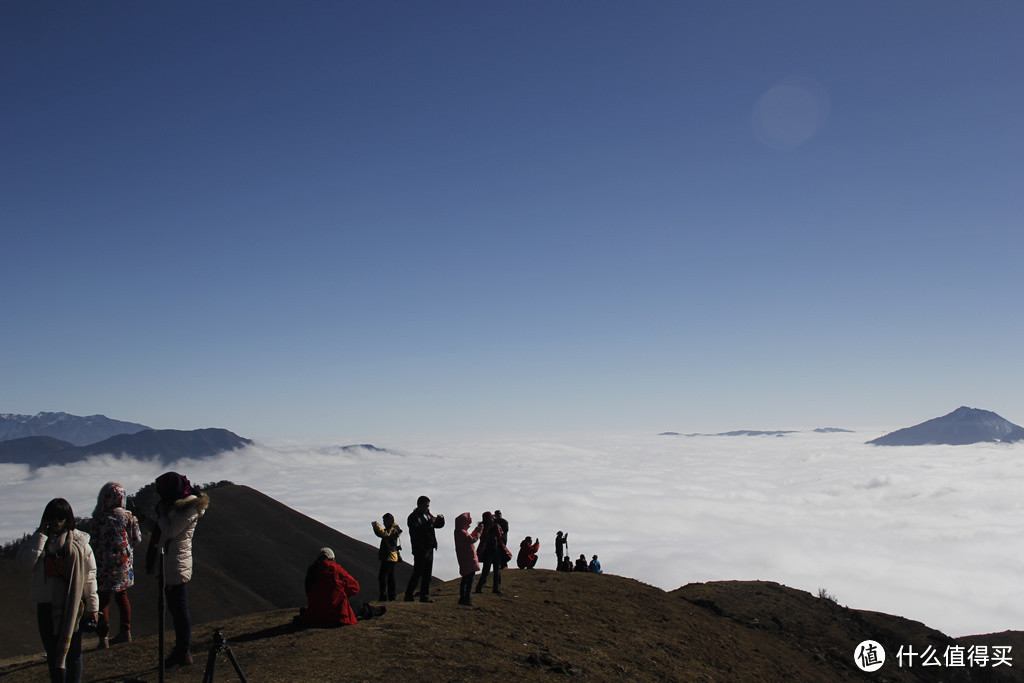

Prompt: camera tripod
[202,628,247,682]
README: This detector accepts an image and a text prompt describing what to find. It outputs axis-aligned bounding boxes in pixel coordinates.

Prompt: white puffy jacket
[157,493,209,586]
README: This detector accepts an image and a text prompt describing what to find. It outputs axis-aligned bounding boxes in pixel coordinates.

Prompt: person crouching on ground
[454,512,484,606]
[371,513,402,601]
[146,472,209,668]
[475,511,510,595]
[301,548,360,626]
[574,554,589,572]
[517,536,539,569]
[589,555,603,574]
[17,498,100,683]
[91,481,142,648]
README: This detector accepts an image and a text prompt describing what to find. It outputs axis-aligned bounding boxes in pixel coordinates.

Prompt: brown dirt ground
[2,571,1021,682]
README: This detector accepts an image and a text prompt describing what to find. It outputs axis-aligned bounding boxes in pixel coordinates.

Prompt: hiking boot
[164,648,193,668]
[419,596,434,603]
[492,588,503,595]
[110,631,131,645]
[403,595,415,602]
[97,636,108,650]
[457,597,473,606]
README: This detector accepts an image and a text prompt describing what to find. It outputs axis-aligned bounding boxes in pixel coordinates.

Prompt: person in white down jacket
[17,497,100,683]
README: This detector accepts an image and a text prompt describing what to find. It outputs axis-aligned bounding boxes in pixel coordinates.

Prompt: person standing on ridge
[147,472,209,668]
[494,510,509,569]
[371,513,402,602]
[555,531,568,568]
[90,481,142,648]
[17,498,100,683]
[475,511,510,595]
[453,512,484,606]
[404,496,445,603]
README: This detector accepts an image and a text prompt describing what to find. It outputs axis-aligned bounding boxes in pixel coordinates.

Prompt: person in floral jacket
[90,481,142,648]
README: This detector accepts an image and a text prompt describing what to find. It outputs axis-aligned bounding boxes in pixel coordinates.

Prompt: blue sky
[3,2,1022,440]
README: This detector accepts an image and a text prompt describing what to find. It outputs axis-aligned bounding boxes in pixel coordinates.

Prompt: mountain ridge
[0,428,252,467]
[0,411,150,446]
[868,406,1024,446]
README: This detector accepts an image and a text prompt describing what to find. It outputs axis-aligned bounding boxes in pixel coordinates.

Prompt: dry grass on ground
[2,571,1021,681]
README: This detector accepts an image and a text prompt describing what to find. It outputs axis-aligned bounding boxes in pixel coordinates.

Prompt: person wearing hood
[301,548,360,626]
[589,555,603,574]
[517,536,540,569]
[17,497,100,683]
[146,472,209,668]
[453,512,484,606]
[90,482,142,648]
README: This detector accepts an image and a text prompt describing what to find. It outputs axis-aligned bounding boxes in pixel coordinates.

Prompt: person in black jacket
[403,496,445,603]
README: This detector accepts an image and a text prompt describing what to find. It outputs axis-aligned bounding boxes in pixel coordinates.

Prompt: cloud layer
[2,431,1022,637]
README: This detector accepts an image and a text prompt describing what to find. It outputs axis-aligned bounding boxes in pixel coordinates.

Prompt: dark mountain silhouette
[0,436,80,465]
[0,412,150,446]
[0,428,252,468]
[868,407,1024,446]
[0,484,419,659]
[78,428,253,462]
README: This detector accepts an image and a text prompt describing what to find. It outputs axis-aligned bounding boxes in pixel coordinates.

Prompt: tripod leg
[224,646,248,682]
[202,645,219,683]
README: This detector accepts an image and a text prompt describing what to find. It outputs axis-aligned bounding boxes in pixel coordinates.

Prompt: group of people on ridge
[555,530,602,573]
[16,482,601,681]
[15,472,207,682]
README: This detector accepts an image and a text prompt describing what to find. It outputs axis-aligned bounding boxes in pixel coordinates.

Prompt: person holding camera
[146,472,209,668]
[453,512,484,606]
[517,536,540,569]
[403,495,445,603]
[371,513,403,602]
[17,497,100,683]
[90,481,142,648]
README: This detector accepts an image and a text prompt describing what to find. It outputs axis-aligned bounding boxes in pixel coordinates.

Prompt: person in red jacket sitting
[517,536,539,569]
[301,548,360,627]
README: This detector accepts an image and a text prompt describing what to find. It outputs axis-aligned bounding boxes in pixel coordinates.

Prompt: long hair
[41,498,76,531]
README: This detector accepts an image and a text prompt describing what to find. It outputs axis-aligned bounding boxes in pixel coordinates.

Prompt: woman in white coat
[17,498,99,683]
[148,472,209,667]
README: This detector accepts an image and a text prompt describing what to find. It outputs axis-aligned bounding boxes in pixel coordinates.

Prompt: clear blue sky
[3,2,1022,440]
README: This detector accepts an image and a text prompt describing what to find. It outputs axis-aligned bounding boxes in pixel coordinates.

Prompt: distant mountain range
[0,428,253,467]
[868,406,1024,446]
[659,428,852,437]
[0,411,150,446]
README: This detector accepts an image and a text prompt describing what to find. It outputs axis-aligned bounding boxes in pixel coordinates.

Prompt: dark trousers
[476,549,502,592]
[98,590,131,638]
[404,549,433,599]
[459,573,475,601]
[165,582,191,653]
[36,603,83,683]
[377,561,397,600]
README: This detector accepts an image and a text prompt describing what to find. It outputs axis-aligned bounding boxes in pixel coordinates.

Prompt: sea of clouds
[2,431,1022,638]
